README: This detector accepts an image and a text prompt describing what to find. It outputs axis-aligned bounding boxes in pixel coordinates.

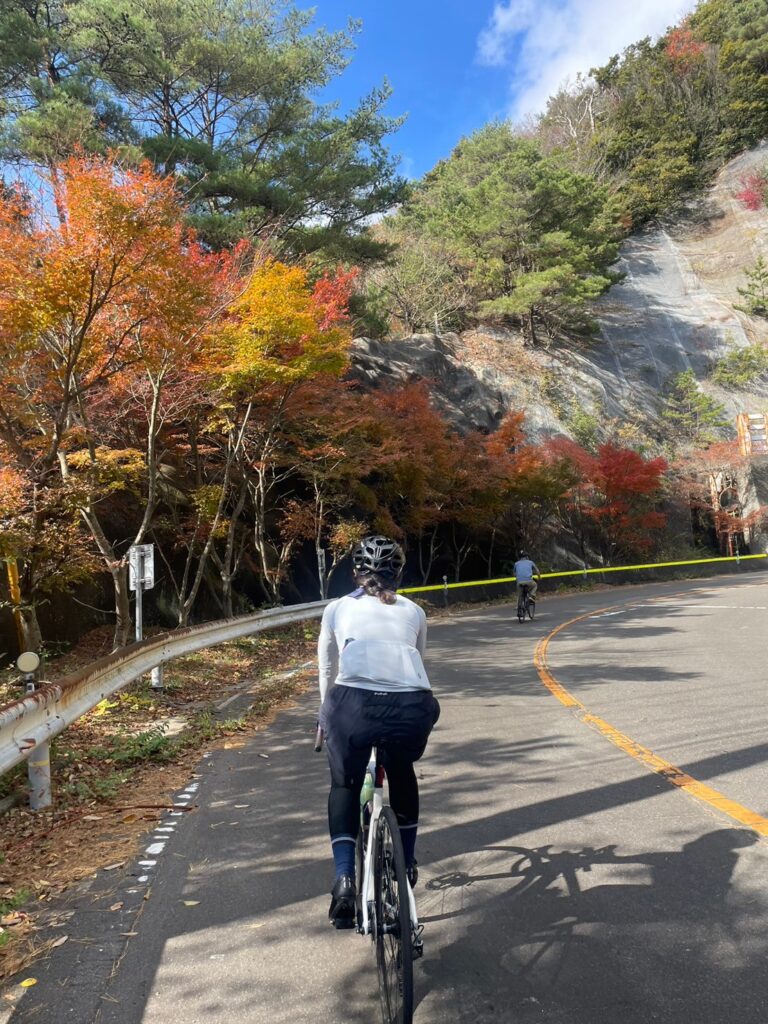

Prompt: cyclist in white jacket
[318,536,440,928]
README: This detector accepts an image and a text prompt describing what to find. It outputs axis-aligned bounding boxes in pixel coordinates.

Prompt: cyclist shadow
[417,828,764,1021]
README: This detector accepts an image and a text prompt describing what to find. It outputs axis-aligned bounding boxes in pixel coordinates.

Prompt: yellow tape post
[399,553,767,596]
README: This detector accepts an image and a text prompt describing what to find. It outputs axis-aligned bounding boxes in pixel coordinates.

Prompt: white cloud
[477,0,693,120]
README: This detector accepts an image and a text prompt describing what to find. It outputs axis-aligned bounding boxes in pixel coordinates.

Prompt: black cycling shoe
[406,861,418,888]
[329,874,356,929]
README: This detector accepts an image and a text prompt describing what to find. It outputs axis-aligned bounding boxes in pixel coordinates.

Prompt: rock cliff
[350,144,768,446]
[350,144,768,554]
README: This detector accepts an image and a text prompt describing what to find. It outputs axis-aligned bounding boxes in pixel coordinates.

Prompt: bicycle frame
[359,750,420,941]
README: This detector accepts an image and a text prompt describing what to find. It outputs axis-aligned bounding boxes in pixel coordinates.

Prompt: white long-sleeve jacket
[318,592,430,704]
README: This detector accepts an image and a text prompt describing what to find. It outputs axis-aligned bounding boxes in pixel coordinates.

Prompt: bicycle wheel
[374,805,414,1024]
[527,598,535,620]
[517,595,526,623]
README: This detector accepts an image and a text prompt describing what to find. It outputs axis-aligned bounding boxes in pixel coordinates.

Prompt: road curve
[7,573,768,1024]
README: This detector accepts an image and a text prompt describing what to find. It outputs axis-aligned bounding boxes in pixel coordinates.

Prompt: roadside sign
[129,544,155,591]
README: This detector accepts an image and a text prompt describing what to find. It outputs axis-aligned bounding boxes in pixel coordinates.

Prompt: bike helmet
[519,550,529,559]
[352,535,405,581]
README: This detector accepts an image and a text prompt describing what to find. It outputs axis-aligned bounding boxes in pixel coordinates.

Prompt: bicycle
[316,728,422,1024]
[516,583,535,622]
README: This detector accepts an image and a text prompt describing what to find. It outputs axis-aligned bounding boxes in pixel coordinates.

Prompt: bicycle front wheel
[374,805,414,1024]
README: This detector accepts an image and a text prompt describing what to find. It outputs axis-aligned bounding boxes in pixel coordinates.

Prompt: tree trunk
[486,527,497,578]
[112,565,132,648]
[418,527,440,585]
[528,308,538,348]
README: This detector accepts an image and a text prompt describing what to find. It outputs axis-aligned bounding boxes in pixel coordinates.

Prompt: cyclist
[514,550,541,604]
[318,535,440,929]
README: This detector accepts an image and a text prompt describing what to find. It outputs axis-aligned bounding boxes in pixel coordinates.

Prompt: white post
[130,543,163,690]
[135,547,144,644]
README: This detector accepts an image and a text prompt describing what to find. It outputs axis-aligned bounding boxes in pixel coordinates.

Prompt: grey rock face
[350,145,768,446]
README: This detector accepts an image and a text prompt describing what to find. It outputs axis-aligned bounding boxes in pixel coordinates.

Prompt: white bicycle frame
[359,751,420,941]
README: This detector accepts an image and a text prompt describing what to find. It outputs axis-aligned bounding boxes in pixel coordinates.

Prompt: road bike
[316,729,422,1024]
[517,583,535,623]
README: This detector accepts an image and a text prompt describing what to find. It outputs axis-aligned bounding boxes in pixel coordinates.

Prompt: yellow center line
[533,596,768,836]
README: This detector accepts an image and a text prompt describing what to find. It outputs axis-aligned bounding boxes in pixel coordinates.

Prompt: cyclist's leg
[377,691,440,883]
[322,687,373,925]
[528,579,538,601]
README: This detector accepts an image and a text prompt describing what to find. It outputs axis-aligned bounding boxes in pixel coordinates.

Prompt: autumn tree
[0,154,240,646]
[551,439,668,564]
[216,260,357,605]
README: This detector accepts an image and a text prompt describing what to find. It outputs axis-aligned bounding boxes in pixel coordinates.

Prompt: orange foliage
[666,25,708,69]
[0,154,241,469]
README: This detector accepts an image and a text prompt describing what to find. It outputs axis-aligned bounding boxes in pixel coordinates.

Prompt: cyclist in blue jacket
[514,550,541,603]
[318,536,440,928]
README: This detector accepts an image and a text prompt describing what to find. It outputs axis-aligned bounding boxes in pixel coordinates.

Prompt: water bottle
[360,770,374,808]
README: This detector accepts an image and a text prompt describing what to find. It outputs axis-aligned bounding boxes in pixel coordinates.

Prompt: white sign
[129,544,155,591]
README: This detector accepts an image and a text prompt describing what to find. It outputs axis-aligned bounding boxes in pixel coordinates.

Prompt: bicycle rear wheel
[374,805,413,1024]
[527,598,535,620]
[517,595,526,623]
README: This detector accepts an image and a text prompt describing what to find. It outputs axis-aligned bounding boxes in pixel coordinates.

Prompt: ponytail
[355,572,398,605]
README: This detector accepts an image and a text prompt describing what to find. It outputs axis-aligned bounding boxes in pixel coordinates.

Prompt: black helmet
[519,550,529,559]
[353,535,405,581]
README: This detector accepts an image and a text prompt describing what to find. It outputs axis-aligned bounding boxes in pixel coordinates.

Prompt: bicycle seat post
[373,745,386,790]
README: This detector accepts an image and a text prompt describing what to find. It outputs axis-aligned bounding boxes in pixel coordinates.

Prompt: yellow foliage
[220,261,350,390]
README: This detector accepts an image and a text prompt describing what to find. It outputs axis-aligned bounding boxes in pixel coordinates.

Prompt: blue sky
[311,0,691,180]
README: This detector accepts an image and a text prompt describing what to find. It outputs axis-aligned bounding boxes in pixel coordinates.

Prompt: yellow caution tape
[398,553,767,595]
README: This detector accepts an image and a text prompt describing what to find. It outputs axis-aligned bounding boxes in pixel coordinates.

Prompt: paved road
[7,574,768,1024]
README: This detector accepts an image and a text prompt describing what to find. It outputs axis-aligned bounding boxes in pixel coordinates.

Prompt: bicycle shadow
[416,828,767,1023]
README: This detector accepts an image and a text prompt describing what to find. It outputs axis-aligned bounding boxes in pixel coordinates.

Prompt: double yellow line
[533,597,768,836]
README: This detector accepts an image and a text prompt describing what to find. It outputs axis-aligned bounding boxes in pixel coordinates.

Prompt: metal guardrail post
[16,651,52,810]
[28,742,52,811]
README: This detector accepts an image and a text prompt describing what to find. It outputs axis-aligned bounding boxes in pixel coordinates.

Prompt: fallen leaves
[0,912,29,928]
[182,901,200,907]
[19,978,36,988]
[109,902,123,912]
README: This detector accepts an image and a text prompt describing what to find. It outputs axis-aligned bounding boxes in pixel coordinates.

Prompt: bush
[712,344,768,388]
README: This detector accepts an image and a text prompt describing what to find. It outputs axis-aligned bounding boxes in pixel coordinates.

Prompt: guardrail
[0,600,327,810]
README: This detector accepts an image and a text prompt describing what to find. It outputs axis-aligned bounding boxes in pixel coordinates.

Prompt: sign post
[129,544,163,690]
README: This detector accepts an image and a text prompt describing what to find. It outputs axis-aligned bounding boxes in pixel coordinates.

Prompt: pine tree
[736,256,768,318]
[662,370,731,447]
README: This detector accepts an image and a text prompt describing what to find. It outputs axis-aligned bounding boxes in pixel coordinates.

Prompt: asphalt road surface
[6,573,768,1024]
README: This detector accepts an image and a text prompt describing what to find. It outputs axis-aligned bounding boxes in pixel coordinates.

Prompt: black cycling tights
[328,750,419,840]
